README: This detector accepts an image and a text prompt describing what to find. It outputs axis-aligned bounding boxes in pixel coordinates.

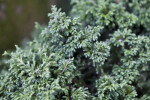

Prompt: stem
[61,58,71,74]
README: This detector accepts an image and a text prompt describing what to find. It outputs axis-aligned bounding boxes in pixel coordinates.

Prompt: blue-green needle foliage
[0,0,150,99]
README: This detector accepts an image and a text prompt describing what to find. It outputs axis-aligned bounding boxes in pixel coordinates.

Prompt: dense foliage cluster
[0,0,150,99]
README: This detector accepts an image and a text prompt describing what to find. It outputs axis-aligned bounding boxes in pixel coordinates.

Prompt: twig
[116,0,120,4]
[90,0,96,5]
[61,58,71,74]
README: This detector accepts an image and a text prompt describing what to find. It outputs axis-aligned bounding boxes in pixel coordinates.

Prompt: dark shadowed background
[0,0,70,56]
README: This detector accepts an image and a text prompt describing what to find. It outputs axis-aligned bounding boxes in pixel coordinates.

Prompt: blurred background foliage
[0,0,70,57]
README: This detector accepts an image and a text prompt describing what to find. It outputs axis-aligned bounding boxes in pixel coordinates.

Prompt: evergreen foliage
[0,0,150,99]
